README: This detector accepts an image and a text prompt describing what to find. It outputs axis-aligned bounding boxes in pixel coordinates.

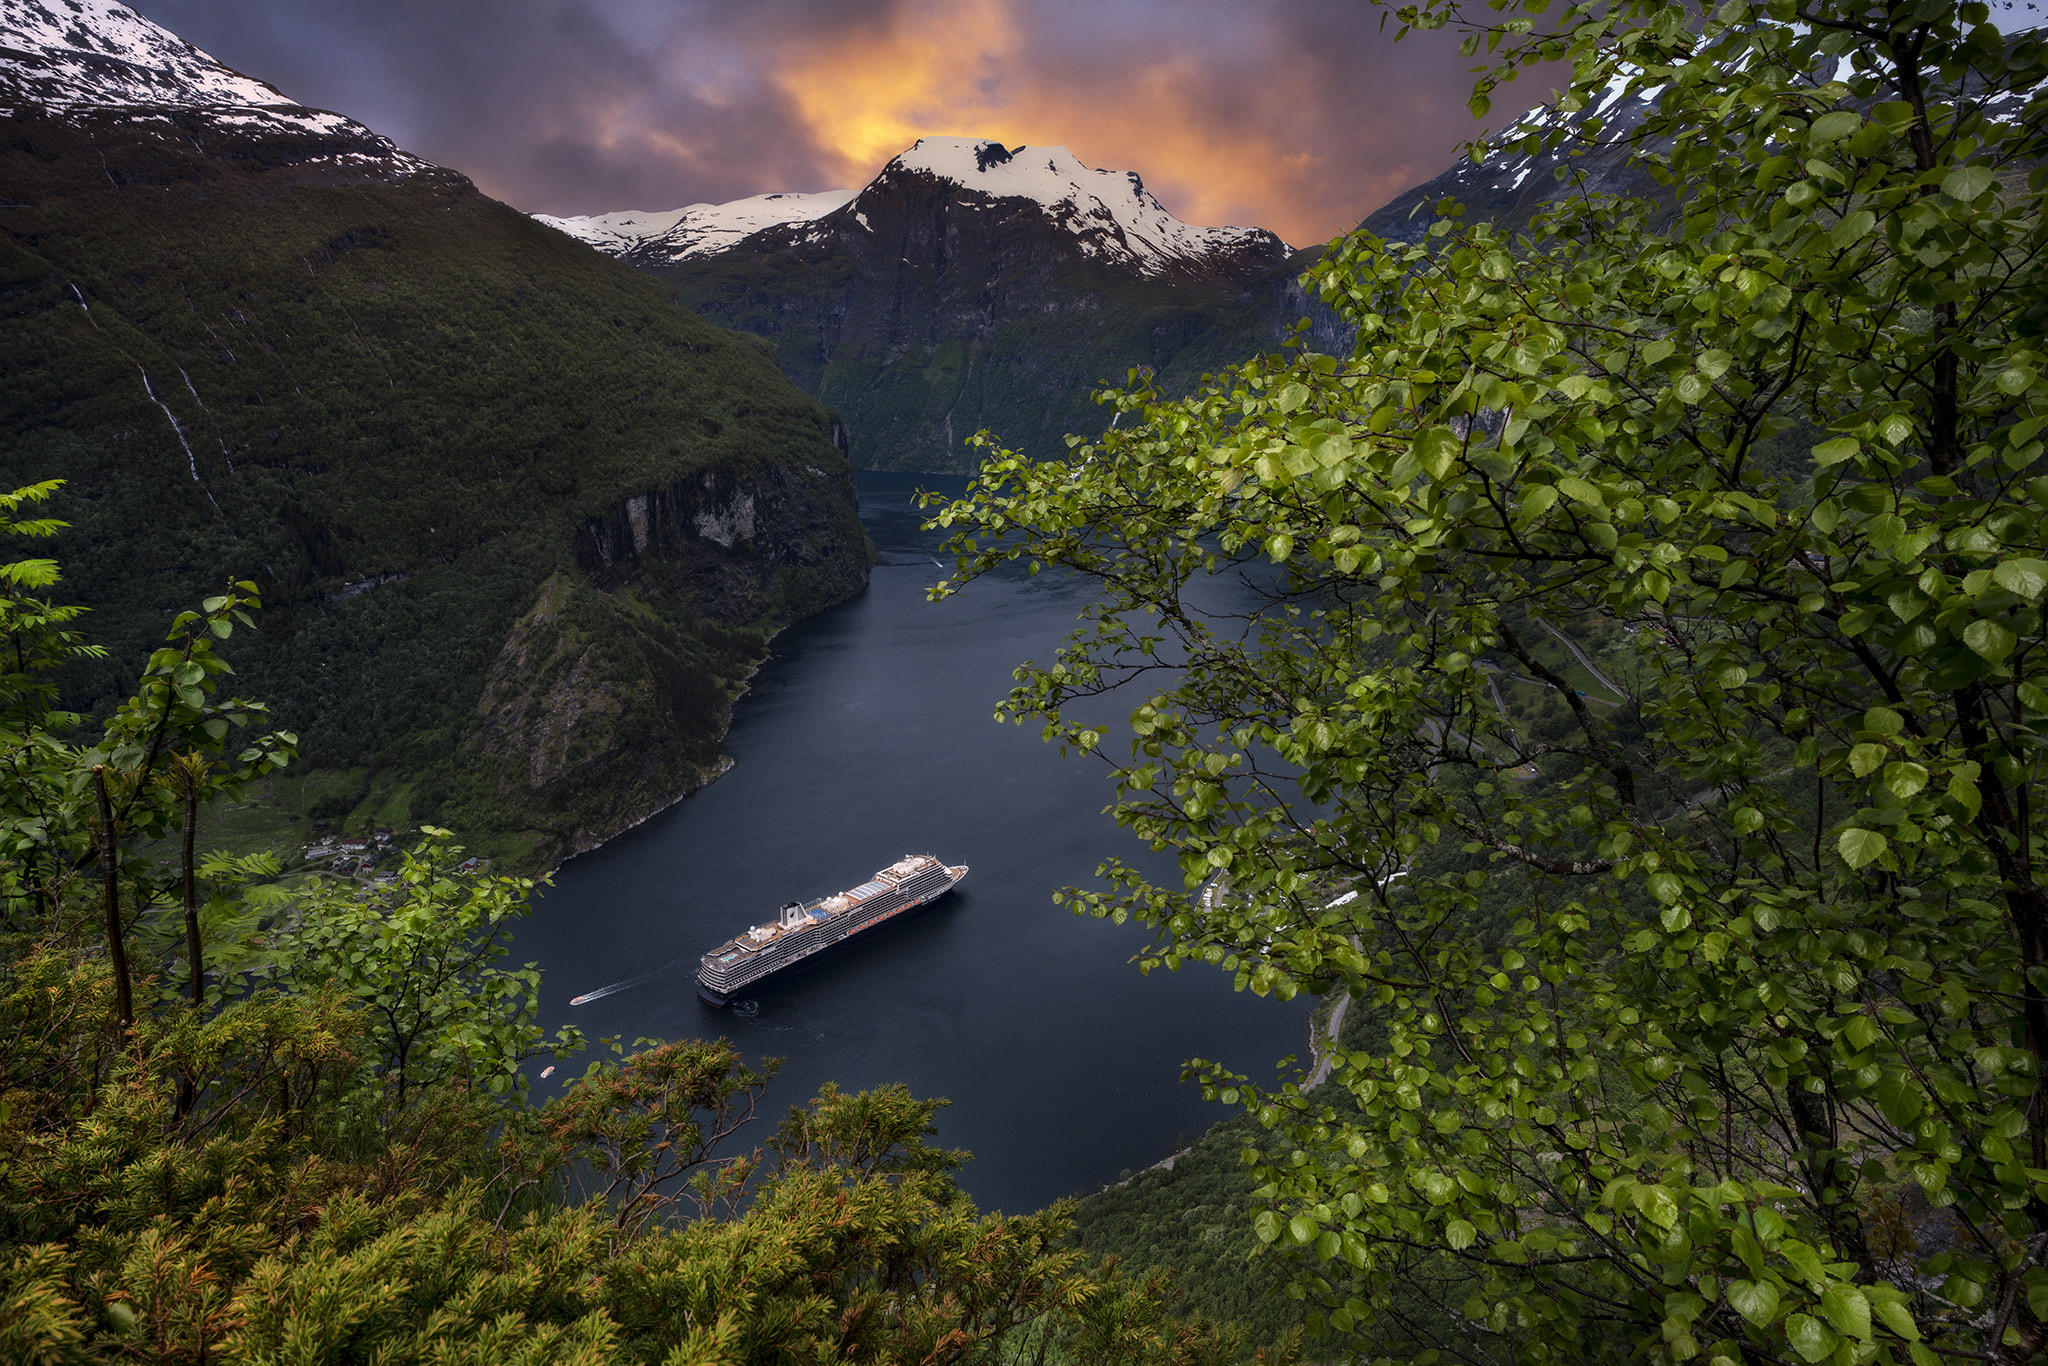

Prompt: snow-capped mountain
[540,136,1289,282]
[1354,70,1663,243]
[0,0,423,172]
[599,137,1299,471]
[872,137,1289,279]
[537,190,855,264]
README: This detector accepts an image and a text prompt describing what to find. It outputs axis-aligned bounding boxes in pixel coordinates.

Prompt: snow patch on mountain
[541,136,1289,280]
[537,190,855,262]
[878,137,1289,275]
[0,0,424,170]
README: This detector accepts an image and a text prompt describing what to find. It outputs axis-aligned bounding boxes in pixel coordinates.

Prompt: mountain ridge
[539,135,1291,285]
[546,137,1303,471]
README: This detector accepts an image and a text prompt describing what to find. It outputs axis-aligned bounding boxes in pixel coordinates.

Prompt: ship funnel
[779,901,807,929]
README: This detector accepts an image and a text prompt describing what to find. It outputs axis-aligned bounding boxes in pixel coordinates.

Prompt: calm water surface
[512,472,1311,1214]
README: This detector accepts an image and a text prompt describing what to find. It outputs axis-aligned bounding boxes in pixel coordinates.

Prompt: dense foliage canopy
[937,1,2048,1361]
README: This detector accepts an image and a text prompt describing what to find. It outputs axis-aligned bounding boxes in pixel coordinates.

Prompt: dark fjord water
[511,471,1311,1214]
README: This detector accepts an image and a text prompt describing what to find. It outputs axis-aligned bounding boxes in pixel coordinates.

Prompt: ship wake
[568,963,672,1006]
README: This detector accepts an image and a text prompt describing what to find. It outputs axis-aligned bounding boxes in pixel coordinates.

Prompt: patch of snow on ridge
[0,0,423,168]
[537,189,855,262]
[883,136,1289,274]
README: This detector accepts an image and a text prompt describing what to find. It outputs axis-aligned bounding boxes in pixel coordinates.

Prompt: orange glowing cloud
[995,58,1334,245]
[754,0,1494,248]
[770,0,1027,181]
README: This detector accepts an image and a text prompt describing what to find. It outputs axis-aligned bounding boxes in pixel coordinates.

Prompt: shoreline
[537,574,854,879]
[1095,985,1346,1193]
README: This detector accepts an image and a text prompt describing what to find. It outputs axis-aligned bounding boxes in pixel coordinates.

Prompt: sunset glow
[132,0,1547,244]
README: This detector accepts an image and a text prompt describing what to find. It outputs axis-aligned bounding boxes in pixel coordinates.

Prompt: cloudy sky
[127,0,1561,248]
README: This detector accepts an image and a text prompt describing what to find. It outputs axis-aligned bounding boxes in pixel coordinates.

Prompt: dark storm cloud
[129,0,1546,243]
[132,0,860,210]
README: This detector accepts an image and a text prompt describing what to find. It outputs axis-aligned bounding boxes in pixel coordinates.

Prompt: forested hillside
[0,1,871,870]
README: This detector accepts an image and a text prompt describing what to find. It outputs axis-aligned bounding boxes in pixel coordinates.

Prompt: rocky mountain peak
[0,0,423,171]
[538,135,1289,284]
[861,135,1289,279]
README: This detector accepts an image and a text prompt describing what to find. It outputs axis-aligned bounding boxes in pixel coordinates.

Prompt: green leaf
[1873,1298,1921,1341]
[1829,209,1875,248]
[1446,1218,1476,1249]
[1786,1314,1838,1363]
[1838,828,1888,869]
[1874,1070,1923,1127]
[1963,618,2016,664]
[1633,1184,1679,1229]
[1557,475,1603,507]
[1813,437,1860,467]
[1821,1284,1871,1341]
[1415,427,1457,480]
[1940,164,1993,201]
[1254,1210,1283,1244]
[1882,761,1928,799]
[1808,110,1861,144]
[1992,558,2048,603]
[1520,484,1559,519]
[1948,771,1982,818]
[1726,1278,1781,1327]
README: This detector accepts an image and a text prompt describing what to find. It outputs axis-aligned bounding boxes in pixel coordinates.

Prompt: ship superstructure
[696,854,967,1004]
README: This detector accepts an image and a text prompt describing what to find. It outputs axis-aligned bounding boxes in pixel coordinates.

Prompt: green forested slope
[0,111,870,867]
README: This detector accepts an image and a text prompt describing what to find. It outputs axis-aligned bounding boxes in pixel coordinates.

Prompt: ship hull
[696,856,966,1006]
[691,898,942,1006]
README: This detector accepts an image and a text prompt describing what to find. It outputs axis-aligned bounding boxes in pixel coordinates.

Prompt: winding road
[1307,990,1350,1089]
[1535,617,1625,699]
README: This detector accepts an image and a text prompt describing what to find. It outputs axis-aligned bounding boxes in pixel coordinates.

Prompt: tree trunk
[182,769,202,1008]
[92,765,132,1031]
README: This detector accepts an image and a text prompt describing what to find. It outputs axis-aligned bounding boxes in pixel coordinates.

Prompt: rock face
[0,0,870,869]
[544,138,1301,471]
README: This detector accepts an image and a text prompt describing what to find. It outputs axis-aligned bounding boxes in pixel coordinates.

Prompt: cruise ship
[696,854,968,1005]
